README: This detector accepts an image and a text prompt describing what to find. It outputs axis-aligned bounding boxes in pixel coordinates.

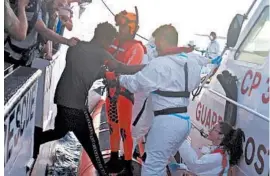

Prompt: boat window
[235,6,269,65]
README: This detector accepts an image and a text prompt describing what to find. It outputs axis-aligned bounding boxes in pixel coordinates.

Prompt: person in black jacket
[33,22,145,176]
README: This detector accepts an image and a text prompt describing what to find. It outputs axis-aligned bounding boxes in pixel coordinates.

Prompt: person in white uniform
[127,31,158,156]
[129,30,196,159]
[177,122,245,176]
[206,32,220,59]
[117,24,222,176]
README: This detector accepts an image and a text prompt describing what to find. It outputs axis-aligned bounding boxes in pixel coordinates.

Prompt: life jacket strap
[154,107,187,116]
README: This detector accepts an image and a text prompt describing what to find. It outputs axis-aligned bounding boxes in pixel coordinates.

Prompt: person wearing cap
[206,31,220,59]
[112,24,222,176]
[104,10,146,175]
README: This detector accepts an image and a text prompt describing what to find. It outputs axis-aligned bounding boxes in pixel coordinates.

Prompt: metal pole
[244,0,258,19]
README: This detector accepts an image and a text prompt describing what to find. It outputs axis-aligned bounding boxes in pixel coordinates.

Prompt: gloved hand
[168,162,188,172]
[211,56,222,66]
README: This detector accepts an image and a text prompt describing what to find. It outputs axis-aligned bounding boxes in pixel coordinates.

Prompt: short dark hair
[152,24,178,46]
[93,22,117,41]
[210,31,217,38]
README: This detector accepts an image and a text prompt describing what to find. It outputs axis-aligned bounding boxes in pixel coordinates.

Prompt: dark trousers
[34,105,108,176]
[4,51,26,67]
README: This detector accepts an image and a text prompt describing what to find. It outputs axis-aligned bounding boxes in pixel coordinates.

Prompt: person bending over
[33,22,145,176]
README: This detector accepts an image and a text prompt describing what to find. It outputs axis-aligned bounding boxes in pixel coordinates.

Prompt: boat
[4,0,269,175]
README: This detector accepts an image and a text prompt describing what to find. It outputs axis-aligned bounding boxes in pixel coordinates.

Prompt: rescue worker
[33,22,145,176]
[206,31,220,59]
[129,27,194,160]
[107,24,223,175]
[176,122,245,175]
[105,10,146,175]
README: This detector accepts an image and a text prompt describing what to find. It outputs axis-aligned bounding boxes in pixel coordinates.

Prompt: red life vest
[211,148,228,176]
[108,39,147,64]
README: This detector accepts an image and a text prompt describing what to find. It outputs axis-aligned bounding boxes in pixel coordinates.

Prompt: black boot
[105,152,124,173]
[117,160,133,176]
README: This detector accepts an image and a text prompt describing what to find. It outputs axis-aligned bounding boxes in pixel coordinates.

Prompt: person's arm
[59,8,73,31]
[4,0,29,41]
[187,52,223,67]
[35,15,79,46]
[187,52,210,66]
[63,19,73,31]
[179,140,224,175]
[106,58,146,74]
[119,59,170,94]
[102,50,146,74]
[59,14,73,31]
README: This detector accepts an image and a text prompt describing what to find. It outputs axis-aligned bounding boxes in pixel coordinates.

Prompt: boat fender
[217,70,238,126]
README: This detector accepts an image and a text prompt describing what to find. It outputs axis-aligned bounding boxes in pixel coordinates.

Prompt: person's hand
[52,12,58,20]
[211,56,222,66]
[105,72,116,80]
[44,53,53,60]
[104,72,118,87]
[18,0,30,8]
[66,37,80,46]
[60,15,70,23]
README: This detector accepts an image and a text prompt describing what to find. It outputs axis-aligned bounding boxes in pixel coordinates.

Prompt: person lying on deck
[173,121,245,176]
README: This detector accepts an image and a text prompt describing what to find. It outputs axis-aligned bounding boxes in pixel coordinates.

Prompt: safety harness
[153,62,190,117]
[102,66,134,105]
[133,50,191,126]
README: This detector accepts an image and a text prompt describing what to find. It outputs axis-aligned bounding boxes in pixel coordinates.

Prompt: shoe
[105,152,124,173]
[117,160,133,176]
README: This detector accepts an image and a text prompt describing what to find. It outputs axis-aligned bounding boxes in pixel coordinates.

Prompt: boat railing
[4,2,83,175]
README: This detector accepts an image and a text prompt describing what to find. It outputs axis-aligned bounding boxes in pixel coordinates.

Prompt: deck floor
[30,141,57,176]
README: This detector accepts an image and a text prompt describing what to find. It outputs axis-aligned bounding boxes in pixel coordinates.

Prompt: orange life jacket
[108,39,147,65]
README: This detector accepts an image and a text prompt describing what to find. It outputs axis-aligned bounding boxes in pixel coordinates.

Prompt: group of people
[4,0,80,67]
[5,2,246,175]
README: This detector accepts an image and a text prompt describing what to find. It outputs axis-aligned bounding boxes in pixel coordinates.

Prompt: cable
[100,0,149,41]
[136,33,149,41]
[191,76,206,100]
[100,0,115,16]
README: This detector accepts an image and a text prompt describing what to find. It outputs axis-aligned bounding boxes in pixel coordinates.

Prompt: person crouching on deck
[104,10,146,175]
